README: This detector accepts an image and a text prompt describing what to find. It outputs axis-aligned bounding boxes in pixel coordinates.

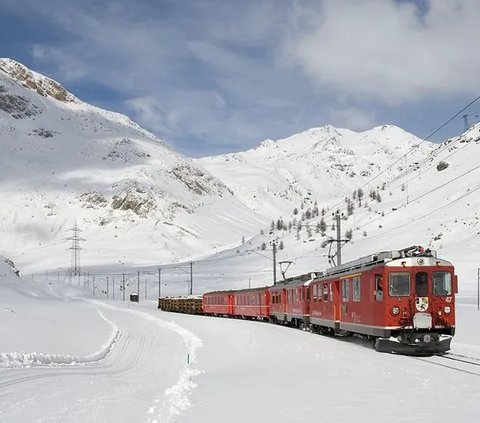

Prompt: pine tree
[306,222,312,238]
[347,201,354,216]
[279,240,285,250]
[276,218,283,231]
[261,242,267,250]
[320,218,327,235]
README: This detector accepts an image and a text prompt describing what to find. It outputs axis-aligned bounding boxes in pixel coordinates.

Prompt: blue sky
[1,0,480,157]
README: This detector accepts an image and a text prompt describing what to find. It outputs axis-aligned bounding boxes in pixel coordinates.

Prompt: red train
[167,246,457,355]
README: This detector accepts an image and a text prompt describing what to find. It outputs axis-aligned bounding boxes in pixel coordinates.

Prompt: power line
[328,94,480,216]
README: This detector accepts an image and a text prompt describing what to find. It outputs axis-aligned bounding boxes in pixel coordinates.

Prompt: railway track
[414,352,480,377]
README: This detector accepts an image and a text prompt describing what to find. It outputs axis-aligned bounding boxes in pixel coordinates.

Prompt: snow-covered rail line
[413,354,480,377]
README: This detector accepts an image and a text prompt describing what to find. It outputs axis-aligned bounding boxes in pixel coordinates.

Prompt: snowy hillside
[197,125,434,218]
[2,58,480,296]
[0,59,266,272]
[188,123,480,296]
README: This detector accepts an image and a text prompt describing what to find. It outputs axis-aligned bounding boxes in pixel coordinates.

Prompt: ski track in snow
[89,301,203,423]
[0,309,120,368]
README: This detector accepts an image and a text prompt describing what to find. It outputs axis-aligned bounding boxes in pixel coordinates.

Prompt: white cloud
[32,45,87,81]
[329,107,377,131]
[282,0,480,105]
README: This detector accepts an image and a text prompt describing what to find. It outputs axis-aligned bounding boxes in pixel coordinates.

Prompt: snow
[1,256,480,422]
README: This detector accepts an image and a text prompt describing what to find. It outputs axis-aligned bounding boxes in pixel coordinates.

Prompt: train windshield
[433,272,452,296]
[388,272,410,296]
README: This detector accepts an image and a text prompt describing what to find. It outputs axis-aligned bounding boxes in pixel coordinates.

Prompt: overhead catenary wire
[359,183,480,243]
[328,94,480,217]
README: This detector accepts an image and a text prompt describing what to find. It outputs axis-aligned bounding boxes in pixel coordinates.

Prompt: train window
[323,283,328,301]
[313,284,318,302]
[329,283,333,302]
[352,276,361,301]
[342,279,350,302]
[415,272,428,297]
[389,273,411,296]
[433,272,452,296]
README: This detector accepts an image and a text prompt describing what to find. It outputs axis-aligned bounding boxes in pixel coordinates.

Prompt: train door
[374,274,384,302]
[414,271,429,312]
[228,294,234,315]
[305,284,310,316]
[333,280,341,325]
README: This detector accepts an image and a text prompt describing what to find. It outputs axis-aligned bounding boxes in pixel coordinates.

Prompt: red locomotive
[161,246,457,355]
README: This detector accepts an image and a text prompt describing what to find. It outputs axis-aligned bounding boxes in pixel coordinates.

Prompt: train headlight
[423,334,432,343]
[392,306,400,315]
[444,306,451,314]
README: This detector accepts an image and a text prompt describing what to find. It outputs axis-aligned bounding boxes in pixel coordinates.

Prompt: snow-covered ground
[1,259,479,423]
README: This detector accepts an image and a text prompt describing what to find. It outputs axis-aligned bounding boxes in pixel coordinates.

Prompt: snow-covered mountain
[2,58,480,294]
[196,125,434,218]
[0,58,265,272]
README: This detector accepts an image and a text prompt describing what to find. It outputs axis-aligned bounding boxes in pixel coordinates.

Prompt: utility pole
[137,271,140,301]
[327,211,349,267]
[112,276,115,299]
[272,239,277,285]
[462,114,470,131]
[93,276,95,296]
[66,222,85,279]
[158,268,162,298]
[189,261,193,296]
[336,212,342,265]
[122,273,125,302]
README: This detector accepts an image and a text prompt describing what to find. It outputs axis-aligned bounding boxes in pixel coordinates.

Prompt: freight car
[158,246,457,355]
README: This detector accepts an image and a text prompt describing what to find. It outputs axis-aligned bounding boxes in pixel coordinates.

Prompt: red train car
[308,246,456,354]
[202,290,234,316]
[232,287,270,319]
[269,273,316,327]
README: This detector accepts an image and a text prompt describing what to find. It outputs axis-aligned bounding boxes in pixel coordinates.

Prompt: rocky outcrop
[0,58,76,103]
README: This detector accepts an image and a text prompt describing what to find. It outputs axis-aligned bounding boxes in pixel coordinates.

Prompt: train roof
[273,245,452,286]
[316,245,452,278]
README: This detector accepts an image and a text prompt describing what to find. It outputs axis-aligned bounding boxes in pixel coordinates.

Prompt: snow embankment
[0,257,115,362]
[0,309,119,368]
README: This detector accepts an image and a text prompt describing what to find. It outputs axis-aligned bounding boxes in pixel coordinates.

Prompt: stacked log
[158,296,203,314]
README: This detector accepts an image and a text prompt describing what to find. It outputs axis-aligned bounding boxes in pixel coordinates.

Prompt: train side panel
[202,291,234,315]
[232,287,270,319]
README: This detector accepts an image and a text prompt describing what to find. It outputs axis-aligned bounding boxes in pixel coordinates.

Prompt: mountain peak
[0,58,77,103]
